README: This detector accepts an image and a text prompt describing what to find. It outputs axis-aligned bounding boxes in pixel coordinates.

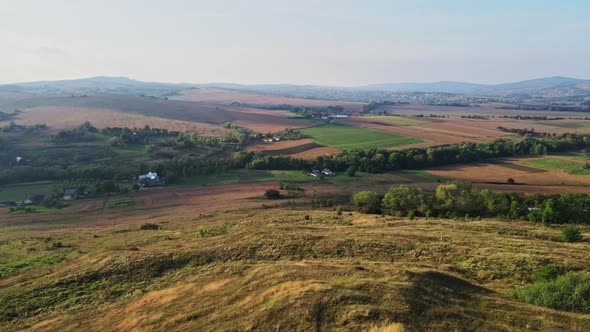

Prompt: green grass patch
[521,158,590,175]
[366,116,426,125]
[0,252,70,279]
[406,170,449,182]
[0,181,56,202]
[104,200,136,209]
[11,206,60,214]
[551,151,590,161]
[540,121,590,129]
[0,238,72,279]
[300,124,427,149]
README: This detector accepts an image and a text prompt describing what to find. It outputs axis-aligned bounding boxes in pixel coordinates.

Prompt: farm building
[310,169,321,177]
[137,172,167,187]
[16,194,46,206]
[138,172,159,180]
[63,188,78,200]
[322,168,335,176]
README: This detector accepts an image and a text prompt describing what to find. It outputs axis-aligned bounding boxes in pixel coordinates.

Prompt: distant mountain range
[1,76,590,98]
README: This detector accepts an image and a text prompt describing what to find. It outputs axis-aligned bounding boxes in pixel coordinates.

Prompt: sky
[1,0,589,86]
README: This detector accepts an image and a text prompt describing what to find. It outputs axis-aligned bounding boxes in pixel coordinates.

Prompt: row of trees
[352,182,590,224]
[53,121,98,143]
[246,134,590,173]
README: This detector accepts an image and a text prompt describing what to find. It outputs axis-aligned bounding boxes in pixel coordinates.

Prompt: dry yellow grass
[2,183,590,331]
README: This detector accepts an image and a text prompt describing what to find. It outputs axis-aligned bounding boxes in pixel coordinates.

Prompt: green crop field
[300,124,427,149]
[521,158,590,175]
[540,121,590,129]
[367,115,426,125]
[0,181,56,202]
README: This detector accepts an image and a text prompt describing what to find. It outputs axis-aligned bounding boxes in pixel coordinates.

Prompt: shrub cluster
[511,273,590,313]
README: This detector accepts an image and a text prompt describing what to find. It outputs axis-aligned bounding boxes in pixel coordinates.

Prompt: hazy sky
[1,0,589,85]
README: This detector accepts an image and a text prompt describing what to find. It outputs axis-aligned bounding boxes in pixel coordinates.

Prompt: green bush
[535,263,563,281]
[264,189,281,199]
[407,210,415,220]
[511,273,590,313]
[352,191,381,214]
[346,167,356,177]
[561,226,583,243]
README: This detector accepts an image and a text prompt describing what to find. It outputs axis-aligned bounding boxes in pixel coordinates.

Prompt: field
[5,89,590,331]
[1,185,589,331]
[339,116,515,146]
[170,88,365,112]
[300,124,427,149]
[365,115,426,125]
[539,120,590,130]
[288,146,342,159]
[521,158,590,175]
[425,155,590,193]
[377,103,590,118]
[0,181,56,202]
[7,106,230,136]
[0,94,315,135]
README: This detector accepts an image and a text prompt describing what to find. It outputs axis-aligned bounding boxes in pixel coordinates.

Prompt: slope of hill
[0,77,195,97]
[1,196,589,331]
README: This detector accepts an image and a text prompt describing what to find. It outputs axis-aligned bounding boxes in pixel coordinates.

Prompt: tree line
[244,133,590,174]
[352,182,590,224]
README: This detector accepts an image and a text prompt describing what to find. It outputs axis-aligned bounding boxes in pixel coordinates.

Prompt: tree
[507,177,515,184]
[382,185,424,216]
[264,189,281,199]
[541,199,557,224]
[346,167,357,177]
[108,137,124,147]
[352,191,381,214]
[561,226,583,242]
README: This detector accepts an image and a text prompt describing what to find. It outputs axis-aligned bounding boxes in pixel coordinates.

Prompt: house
[310,169,321,177]
[322,168,335,176]
[137,172,167,187]
[138,172,159,180]
[145,177,167,187]
[63,188,78,200]
[27,194,46,205]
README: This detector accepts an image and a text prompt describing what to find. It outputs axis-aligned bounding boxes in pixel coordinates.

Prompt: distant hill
[0,76,196,97]
[2,76,590,99]
[204,77,590,99]
[361,77,590,97]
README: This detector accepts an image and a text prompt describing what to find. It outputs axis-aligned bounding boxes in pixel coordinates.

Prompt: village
[6,171,167,209]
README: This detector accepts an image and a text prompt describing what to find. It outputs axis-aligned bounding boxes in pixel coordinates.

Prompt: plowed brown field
[10,106,229,135]
[288,146,342,159]
[425,158,590,191]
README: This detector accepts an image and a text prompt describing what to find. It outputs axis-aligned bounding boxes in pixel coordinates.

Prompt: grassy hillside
[1,195,589,331]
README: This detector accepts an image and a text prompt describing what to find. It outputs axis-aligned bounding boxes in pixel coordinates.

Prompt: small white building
[138,172,159,180]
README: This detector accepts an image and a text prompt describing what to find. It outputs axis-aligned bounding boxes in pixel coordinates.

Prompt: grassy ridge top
[1,202,589,331]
